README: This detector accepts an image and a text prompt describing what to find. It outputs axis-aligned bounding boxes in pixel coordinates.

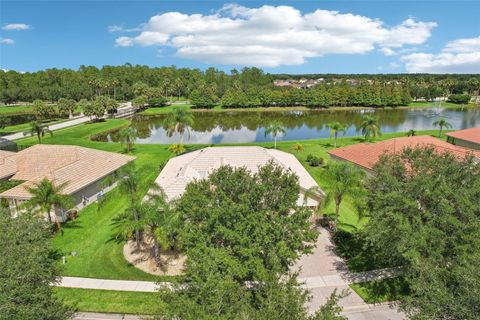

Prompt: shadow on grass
[351,277,410,304]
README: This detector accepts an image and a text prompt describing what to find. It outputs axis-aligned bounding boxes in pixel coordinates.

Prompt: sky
[0,0,479,74]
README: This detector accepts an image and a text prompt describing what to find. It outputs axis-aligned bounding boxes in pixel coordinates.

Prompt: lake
[94,107,480,144]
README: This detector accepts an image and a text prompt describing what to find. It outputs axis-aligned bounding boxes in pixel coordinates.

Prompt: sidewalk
[3,116,90,141]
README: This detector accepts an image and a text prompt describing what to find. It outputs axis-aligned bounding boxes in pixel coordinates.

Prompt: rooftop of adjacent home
[328,135,480,171]
[0,144,135,200]
[155,146,324,206]
[446,127,480,144]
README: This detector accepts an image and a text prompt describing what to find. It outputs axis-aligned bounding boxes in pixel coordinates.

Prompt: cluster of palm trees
[112,164,182,265]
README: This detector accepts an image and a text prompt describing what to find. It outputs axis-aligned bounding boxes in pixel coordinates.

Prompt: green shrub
[447,94,471,104]
[306,154,323,167]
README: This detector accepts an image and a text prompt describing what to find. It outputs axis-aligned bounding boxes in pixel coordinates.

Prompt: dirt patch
[123,235,186,276]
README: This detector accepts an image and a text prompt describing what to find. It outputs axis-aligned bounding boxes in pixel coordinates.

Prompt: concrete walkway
[292,227,405,319]
[3,116,90,141]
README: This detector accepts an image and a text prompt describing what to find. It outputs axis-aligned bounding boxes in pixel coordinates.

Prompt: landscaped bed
[350,277,410,304]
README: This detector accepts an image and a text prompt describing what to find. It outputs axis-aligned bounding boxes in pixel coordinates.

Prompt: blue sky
[1,1,479,74]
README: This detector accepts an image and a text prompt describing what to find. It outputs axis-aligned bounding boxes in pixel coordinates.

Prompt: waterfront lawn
[350,277,410,304]
[53,287,162,314]
[408,101,477,108]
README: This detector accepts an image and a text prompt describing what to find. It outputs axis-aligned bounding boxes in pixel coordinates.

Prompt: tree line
[1,65,479,106]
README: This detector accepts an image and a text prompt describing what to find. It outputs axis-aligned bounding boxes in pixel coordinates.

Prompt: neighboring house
[446,127,480,150]
[154,146,325,207]
[328,135,480,174]
[0,144,135,221]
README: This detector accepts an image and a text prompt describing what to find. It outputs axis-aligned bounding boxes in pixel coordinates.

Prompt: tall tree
[433,117,452,137]
[264,121,286,149]
[0,212,73,319]
[164,107,194,145]
[24,178,73,229]
[57,98,76,118]
[364,147,480,320]
[326,162,365,230]
[327,122,347,148]
[359,115,381,141]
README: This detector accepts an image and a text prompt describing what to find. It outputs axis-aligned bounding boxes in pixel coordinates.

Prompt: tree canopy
[0,211,73,320]
[363,147,480,320]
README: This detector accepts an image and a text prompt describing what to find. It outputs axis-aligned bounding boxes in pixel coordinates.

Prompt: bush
[147,97,168,107]
[447,94,471,104]
[306,154,324,167]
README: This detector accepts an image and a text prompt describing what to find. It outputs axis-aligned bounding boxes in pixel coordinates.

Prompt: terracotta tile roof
[328,136,480,171]
[0,144,135,200]
[155,146,323,206]
[446,127,480,144]
[0,150,17,179]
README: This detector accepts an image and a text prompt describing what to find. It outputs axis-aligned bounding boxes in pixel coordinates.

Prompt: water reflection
[94,107,480,144]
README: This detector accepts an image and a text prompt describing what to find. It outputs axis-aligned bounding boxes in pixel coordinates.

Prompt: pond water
[94,107,480,144]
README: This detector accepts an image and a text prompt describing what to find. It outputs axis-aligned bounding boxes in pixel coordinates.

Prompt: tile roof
[0,144,135,200]
[328,136,480,171]
[446,127,480,144]
[154,146,323,206]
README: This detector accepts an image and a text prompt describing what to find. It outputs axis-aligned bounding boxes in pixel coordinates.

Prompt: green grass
[14,120,447,280]
[53,287,162,314]
[408,101,477,108]
[350,277,410,303]
[0,105,33,115]
[18,120,176,280]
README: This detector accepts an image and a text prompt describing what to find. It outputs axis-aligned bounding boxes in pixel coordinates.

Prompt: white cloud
[115,4,436,67]
[402,35,480,73]
[108,25,123,32]
[2,23,30,31]
[0,38,14,45]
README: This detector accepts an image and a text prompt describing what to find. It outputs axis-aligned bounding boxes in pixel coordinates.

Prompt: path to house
[2,116,91,141]
[58,227,405,319]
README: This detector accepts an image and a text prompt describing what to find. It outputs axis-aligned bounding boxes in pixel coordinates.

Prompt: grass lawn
[53,287,162,314]
[408,101,477,108]
[18,120,176,281]
[350,277,410,304]
[0,105,33,115]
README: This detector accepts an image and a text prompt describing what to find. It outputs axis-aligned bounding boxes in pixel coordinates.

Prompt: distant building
[446,127,480,150]
[0,144,135,221]
[328,136,480,174]
[154,146,325,207]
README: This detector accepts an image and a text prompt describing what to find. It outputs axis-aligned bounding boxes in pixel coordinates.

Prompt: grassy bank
[53,287,161,314]
[139,101,479,116]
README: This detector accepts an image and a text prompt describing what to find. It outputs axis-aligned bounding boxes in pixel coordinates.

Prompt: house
[0,144,135,221]
[446,127,480,150]
[154,146,324,207]
[328,136,480,174]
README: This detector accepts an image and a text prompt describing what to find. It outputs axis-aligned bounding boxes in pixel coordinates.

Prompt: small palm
[265,121,286,149]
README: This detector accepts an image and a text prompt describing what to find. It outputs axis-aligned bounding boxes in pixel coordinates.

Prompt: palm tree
[327,122,347,148]
[24,178,73,230]
[164,107,194,145]
[264,121,286,149]
[359,115,381,141]
[303,186,331,223]
[24,121,52,143]
[433,118,452,137]
[118,127,138,153]
[327,162,365,230]
[406,129,417,137]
